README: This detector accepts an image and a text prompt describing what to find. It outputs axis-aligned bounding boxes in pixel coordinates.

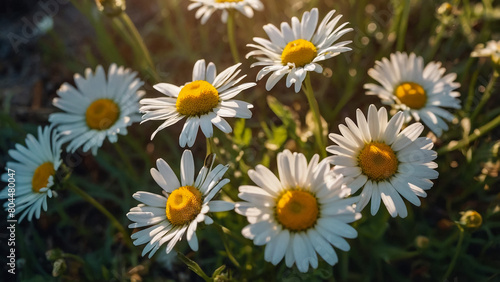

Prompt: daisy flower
[140,59,255,147]
[246,8,352,93]
[49,64,145,155]
[126,150,234,257]
[471,40,500,65]
[188,0,264,25]
[235,150,361,273]
[364,52,461,137]
[327,104,438,218]
[0,125,62,222]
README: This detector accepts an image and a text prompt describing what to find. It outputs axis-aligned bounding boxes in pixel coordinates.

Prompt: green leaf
[177,251,212,281]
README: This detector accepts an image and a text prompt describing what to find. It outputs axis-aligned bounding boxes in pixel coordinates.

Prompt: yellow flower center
[276,190,319,231]
[395,82,427,109]
[176,80,220,116]
[281,39,318,67]
[85,99,120,130]
[32,162,55,193]
[358,142,398,181]
[166,186,203,226]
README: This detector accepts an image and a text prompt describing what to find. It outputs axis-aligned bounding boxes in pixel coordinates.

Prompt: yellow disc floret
[358,142,398,181]
[281,39,318,67]
[176,80,219,116]
[276,190,319,231]
[86,99,120,130]
[32,162,55,193]
[166,186,203,226]
[395,82,427,109]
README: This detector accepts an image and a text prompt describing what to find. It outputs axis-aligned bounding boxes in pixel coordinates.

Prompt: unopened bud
[437,3,452,15]
[459,210,482,229]
[95,0,126,17]
[415,235,430,249]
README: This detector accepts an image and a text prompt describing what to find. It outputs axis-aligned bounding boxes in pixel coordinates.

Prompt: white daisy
[364,52,461,137]
[235,150,361,273]
[327,104,439,218]
[471,40,500,65]
[188,0,264,25]
[0,125,62,222]
[49,64,145,155]
[246,8,352,93]
[126,150,234,257]
[140,59,255,147]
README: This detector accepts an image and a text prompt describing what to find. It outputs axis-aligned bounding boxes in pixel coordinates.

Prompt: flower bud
[95,0,126,17]
[459,210,482,229]
[437,3,453,15]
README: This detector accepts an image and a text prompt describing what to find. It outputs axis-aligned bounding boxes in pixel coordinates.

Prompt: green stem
[464,69,479,113]
[303,74,326,158]
[470,70,499,122]
[227,10,240,63]
[443,224,465,280]
[215,224,241,269]
[118,12,160,83]
[437,113,500,154]
[396,0,411,51]
[67,183,133,249]
[177,251,212,281]
[113,142,138,181]
[206,137,216,157]
[426,24,445,60]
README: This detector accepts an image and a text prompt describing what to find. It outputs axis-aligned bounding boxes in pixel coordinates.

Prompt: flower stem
[67,183,133,249]
[206,137,216,157]
[437,113,500,154]
[118,12,160,83]
[227,9,240,63]
[470,70,499,122]
[303,74,327,158]
[113,142,138,181]
[396,0,411,51]
[442,223,464,280]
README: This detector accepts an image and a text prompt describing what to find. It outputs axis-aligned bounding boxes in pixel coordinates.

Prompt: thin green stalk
[67,183,133,249]
[426,24,445,61]
[442,224,465,280]
[118,12,160,83]
[113,142,138,181]
[177,251,212,281]
[206,137,216,157]
[303,74,326,158]
[464,69,479,113]
[470,70,499,122]
[215,224,241,269]
[396,0,411,51]
[437,113,500,154]
[227,9,240,63]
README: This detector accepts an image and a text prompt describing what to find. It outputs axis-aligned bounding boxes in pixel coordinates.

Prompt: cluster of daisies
[2,3,499,275]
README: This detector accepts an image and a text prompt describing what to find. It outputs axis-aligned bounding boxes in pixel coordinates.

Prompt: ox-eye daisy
[246,8,352,93]
[127,150,234,257]
[471,40,500,65]
[235,150,361,273]
[140,59,255,147]
[364,52,461,137]
[0,125,62,222]
[188,0,263,25]
[49,64,144,155]
[327,105,438,218]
